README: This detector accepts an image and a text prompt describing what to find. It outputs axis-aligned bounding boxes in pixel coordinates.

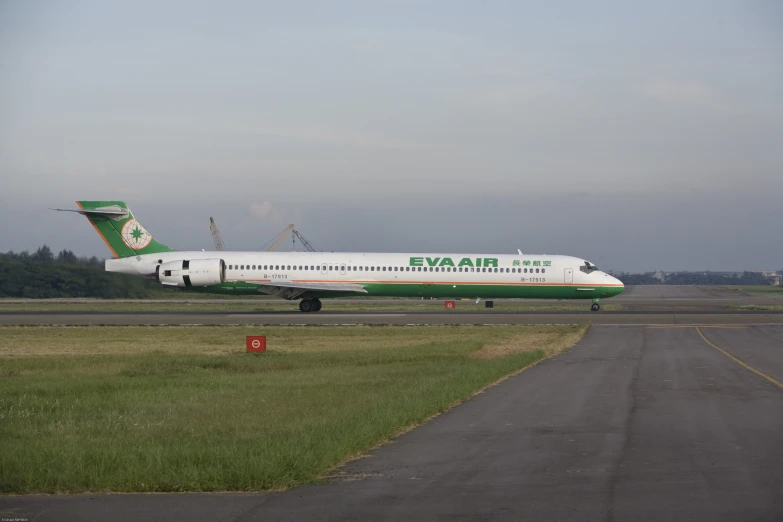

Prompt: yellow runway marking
[695,327,783,390]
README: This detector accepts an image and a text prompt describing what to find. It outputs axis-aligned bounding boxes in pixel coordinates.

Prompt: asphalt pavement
[1,310,781,326]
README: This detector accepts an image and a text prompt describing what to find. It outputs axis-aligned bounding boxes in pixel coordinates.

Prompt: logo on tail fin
[120,219,153,250]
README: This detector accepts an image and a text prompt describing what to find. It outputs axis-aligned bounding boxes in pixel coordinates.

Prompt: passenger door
[564,268,573,283]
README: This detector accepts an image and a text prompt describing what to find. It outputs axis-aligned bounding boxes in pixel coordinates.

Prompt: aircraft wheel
[299,299,315,313]
[591,303,600,312]
[313,299,322,312]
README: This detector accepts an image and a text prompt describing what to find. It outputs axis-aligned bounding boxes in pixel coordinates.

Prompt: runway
[1,285,780,326]
[2,310,782,326]
[4,324,782,521]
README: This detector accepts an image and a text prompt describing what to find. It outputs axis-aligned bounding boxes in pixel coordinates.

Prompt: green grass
[726,304,783,311]
[0,325,586,493]
[0,301,621,313]
[722,285,783,296]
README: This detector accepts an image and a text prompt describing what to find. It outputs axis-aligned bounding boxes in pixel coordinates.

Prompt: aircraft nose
[610,275,625,293]
[601,272,624,295]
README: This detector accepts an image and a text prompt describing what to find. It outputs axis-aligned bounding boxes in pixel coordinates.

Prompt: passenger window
[341,266,345,271]
[371,267,375,271]
[542,269,545,273]
[229,265,233,269]
[435,267,439,272]
[536,268,540,273]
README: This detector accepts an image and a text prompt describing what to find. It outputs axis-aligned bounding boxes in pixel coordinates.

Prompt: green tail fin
[74,201,175,258]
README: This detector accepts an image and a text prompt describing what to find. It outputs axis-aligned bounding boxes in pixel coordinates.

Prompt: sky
[1,0,781,272]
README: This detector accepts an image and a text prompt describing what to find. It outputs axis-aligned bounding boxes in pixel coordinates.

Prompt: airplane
[55,201,624,312]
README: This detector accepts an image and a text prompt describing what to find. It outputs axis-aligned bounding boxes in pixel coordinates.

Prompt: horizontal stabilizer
[52,205,129,220]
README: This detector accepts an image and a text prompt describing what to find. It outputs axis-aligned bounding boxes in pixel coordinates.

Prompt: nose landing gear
[591,303,600,312]
[299,298,322,313]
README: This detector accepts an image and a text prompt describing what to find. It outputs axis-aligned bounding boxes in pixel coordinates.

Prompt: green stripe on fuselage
[193,281,623,300]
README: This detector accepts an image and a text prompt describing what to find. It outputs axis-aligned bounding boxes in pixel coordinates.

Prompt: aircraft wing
[249,280,368,299]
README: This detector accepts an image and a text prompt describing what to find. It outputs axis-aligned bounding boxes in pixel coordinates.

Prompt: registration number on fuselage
[522,277,546,283]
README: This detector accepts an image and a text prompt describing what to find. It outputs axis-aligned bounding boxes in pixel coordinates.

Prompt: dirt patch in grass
[470,325,587,359]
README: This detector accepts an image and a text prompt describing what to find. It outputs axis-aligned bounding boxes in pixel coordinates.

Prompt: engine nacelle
[157,259,225,287]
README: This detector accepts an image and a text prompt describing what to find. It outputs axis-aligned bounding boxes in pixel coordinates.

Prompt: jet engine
[157,259,226,287]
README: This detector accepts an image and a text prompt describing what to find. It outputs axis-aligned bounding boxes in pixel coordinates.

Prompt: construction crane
[209,217,225,251]
[264,223,295,251]
[292,229,320,252]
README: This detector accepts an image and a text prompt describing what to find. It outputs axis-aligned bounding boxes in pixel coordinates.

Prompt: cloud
[249,201,277,220]
[639,81,737,113]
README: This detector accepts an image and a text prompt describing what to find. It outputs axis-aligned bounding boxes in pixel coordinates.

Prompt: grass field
[726,304,783,311]
[0,324,587,494]
[723,285,783,297]
[0,301,621,312]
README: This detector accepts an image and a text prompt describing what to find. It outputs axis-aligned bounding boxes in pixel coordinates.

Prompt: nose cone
[601,273,625,297]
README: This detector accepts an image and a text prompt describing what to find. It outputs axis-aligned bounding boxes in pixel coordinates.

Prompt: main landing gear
[299,298,322,313]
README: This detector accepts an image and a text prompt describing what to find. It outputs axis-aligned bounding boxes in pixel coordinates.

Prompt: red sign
[444,301,456,309]
[246,335,266,353]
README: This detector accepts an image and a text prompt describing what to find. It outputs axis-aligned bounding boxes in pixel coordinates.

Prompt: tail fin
[55,201,175,258]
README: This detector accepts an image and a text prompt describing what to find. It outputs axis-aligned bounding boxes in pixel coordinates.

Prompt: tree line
[0,246,165,298]
[617,271,776,286]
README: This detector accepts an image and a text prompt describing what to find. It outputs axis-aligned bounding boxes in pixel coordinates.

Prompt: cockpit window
[580,261,598,274]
